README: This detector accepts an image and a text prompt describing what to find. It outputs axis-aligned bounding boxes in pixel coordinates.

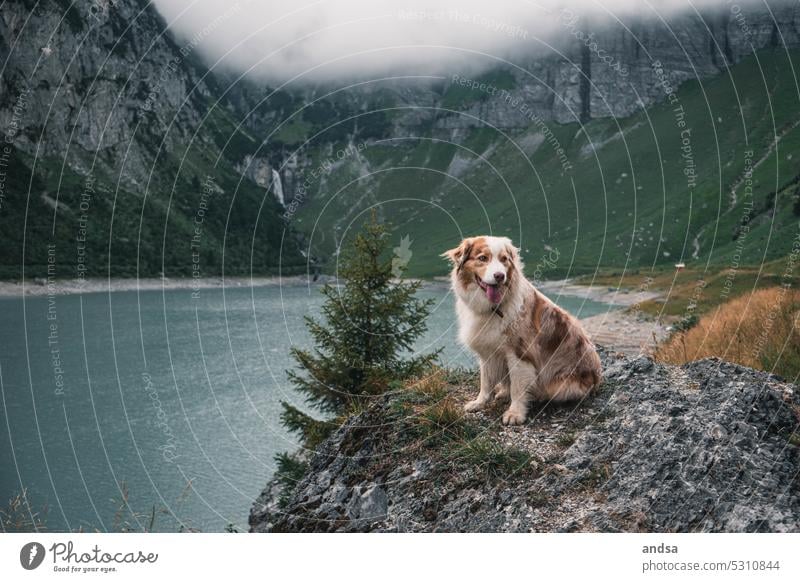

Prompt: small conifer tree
[280,213,439,448]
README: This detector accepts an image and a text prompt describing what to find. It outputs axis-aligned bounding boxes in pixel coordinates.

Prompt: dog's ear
[504,241,523,270]
[441,238,474,272]
[506,243,520,260]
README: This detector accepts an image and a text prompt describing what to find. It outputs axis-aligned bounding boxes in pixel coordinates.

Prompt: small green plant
[420,398,463,429]
[408,371,451,401]
[674,314,699,333]
[557,431,577,447]
[447,436,534,481]
[273,452,310,507]
[412,398,468,446]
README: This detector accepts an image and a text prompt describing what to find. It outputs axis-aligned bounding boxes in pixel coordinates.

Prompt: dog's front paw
[464,398,489,412]
[501,407,527,426]
[493,384,510,402]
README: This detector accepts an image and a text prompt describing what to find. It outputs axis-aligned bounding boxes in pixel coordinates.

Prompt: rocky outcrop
[250,349,800,532]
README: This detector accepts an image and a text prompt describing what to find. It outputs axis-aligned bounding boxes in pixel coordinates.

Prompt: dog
[443,236,602,425]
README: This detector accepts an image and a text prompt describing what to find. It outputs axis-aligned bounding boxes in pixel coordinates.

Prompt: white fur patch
[474,236,508,284]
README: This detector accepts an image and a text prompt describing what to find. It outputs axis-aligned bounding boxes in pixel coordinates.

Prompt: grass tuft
[446,436,534,481]
[405,369,451,402]
[412,397,472,446]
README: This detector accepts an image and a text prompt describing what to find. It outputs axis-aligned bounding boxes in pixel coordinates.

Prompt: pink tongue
[486,285,502,304]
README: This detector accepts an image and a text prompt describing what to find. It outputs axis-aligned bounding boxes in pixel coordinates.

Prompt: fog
[152,0,766,84]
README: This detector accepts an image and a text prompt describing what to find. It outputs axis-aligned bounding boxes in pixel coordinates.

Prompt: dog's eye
[500,256,508,263]
[477,255,488,263]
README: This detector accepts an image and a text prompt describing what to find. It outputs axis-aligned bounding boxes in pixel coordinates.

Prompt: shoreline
[534,279,668,354]
[0,275,657,305]
[534,278,662,307]
[0,276,667,355]
[0,276,316,297]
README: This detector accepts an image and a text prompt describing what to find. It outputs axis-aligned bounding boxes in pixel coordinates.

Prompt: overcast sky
[152,0,764,84]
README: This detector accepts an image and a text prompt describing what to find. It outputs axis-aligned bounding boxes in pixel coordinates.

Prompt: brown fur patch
[531,293,546,334]
[543,308,570,353]
[505,251,516,284]
[513,289,602,395]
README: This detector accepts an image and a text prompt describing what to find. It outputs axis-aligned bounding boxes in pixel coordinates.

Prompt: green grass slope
[0,99,305,280]
[294,47,800,279]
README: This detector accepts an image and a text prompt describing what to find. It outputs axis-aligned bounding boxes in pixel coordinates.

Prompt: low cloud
[152,0,763,85]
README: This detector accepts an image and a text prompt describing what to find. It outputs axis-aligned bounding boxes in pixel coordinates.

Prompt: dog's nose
[493,272,505,283]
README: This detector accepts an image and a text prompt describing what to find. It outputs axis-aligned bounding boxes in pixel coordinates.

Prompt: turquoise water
[0,283,613,532]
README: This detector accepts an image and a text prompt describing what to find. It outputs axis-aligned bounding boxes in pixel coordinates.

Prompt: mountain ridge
[0,0,303,279]
[221,1,800,276]
[3,1,800,278]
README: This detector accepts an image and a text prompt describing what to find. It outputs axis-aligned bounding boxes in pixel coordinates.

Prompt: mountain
[0,0,303,279]
[3,1,800,280]
[229,1,800,276]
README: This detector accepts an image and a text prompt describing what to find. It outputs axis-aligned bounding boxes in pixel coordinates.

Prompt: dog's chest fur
[455,287,527,359]
[456,303,508,358]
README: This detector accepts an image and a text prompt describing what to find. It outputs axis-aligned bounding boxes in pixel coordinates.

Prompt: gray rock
[347,485,388,523]
[250,348,800,532]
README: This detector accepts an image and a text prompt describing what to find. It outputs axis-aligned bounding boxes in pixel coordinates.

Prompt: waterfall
[271,168,285,206]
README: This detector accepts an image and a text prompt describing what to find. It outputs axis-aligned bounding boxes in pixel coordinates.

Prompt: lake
[0,282,614,532]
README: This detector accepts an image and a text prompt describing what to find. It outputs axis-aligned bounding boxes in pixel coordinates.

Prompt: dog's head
[442,236,521,309]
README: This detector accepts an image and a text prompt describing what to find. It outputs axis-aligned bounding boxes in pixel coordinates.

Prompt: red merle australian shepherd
[443,236,602,425]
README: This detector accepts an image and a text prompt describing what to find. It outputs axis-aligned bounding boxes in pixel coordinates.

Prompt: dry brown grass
[655,287,800,381]
[1,489,47,532]
[578,260,790,318]
[405,368,450,401]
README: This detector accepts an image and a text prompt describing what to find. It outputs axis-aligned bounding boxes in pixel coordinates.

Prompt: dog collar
[492,305,504,318]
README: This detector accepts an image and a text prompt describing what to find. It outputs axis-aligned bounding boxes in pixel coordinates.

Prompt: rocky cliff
[0,0,210,186]
[407,1,800,129]
[250,349,800,532]
[0,0,302,278]
[234,0,800,145]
